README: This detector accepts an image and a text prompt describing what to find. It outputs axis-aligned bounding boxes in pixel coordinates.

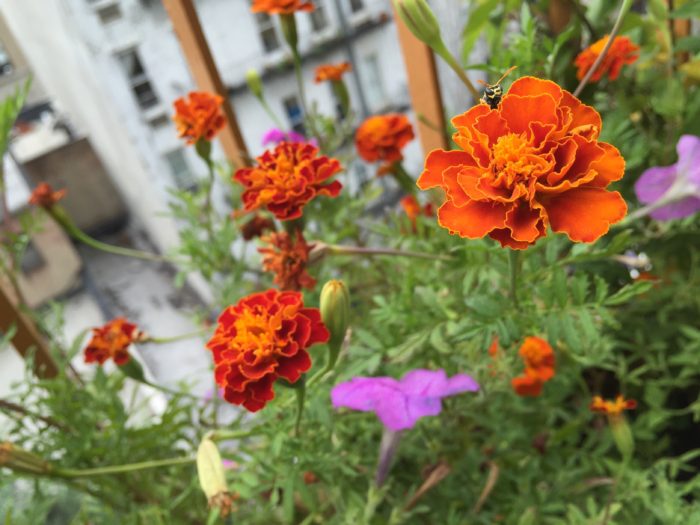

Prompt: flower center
[491,133,541,190]
[233,310,277,360]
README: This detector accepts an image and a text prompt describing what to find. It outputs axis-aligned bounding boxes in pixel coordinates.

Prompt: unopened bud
[609,416,634,460]
[197,439,235,516]
[393,0,443,50]
[320,280,350,365]
[245,69,264,100]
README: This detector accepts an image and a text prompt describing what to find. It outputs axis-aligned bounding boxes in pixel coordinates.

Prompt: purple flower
[261,128,309,147]
[634,135,700,220]
[331,369,479,431]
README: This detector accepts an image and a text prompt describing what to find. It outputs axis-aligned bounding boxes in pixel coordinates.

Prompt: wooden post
[391,5,448,154]
[0,285,58,378]
[163,0,251,167]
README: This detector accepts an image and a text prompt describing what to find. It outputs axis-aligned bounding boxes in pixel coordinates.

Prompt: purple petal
[374,392,420,430]
[443,373,480,395]
[676,135,700,186]
[331,377,399,411]
[635,165,678,205]
[261,128,286,146]
[287,131,307,143]
[649,196,700,220]
[399,369,448,397]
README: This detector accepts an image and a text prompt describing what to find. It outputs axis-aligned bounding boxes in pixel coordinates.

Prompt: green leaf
[671,0,700,17]
[461,0,500,62]
[604,281,654,306]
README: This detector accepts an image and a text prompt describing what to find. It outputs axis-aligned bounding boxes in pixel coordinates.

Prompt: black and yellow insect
[478,66,518,109]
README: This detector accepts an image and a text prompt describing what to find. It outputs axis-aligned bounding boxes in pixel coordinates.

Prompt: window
[117,49,160,110]
[164,149,196,190]
[97,4,122,24]
[363,54,386,112]
[309,1,328,31]
[282,96,305,135]
[255,13,281,53]
[0,40,13,77]
[348,0,363,13]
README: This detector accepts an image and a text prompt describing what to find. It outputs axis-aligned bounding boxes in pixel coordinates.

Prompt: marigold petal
[500,93,559,137]
[505,203,546,243]
[589,142,625,187]
[507,76,563,104]
[559,90,602,138]
[437,200,508,238]
[417,149,475,190]
[542,188,627,242]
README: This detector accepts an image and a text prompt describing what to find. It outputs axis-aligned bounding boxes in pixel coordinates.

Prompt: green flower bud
[245,68,264,100]
[609,415,635,460]
[320,280,350,368]
[393,0,443,50]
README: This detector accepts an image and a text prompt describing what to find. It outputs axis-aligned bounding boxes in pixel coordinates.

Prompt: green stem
[260,98,286,130]
[573,0,634,97]
[56,456,195,478]
[294,379,306,436]
[208,428,264,442]
[144,327,210,344]
[326,243,453,261]
[390,162,417,195]
[508,250,521,311]
[49,208,169,263]
[432,42,480,100]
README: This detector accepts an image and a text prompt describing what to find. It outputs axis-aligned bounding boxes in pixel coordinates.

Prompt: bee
[477,66,518,109]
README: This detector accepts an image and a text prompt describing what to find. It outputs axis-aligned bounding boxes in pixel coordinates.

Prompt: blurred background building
[0,0,470,395]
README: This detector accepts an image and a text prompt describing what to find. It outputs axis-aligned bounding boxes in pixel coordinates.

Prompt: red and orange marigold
[314,62,351,83]
[258,230,316,291]
[28,183,66,208]
[417,76,627,249]
[206,290,329,412]
[590,395,637,416]
[233,142,342,221]
[240,214,276,241]
[511,337,555,397]
[251,0,314,14]
[173,91,226,144]
[400,195,433,232]
[575,35,639,83]
[355,114,415,164]
[84,317,142,366]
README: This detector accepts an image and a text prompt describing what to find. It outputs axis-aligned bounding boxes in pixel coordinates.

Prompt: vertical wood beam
[0,285,58,378]
[163,0,251,167]
[391,5,448,155]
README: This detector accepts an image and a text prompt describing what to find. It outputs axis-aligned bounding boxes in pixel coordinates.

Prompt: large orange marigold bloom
[259,230,316,291]
[206,290,329,412]
[590,395,637,416]
[251,0,314,14]
[173,91,226,144]
[417,77,627,249]
[84,317,142,366]
[28,183,66,208]
[233,142,342,221]
[575,35,639,83]
[512,337,555,397]
[355,114,415,164]
[314,62,351,83]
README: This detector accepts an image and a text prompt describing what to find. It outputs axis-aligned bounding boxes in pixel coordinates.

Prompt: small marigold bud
[245,69,264,100]
[320,280,350,362]
[197,439,235,516]
[393,0,443,50]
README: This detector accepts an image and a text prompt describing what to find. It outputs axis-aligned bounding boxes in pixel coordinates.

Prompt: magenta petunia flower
[331,369,479,431]
[634,135,700,220]
[261,128,309,146]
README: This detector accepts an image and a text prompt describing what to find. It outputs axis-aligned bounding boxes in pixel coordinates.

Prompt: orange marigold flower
[355,114,415,164]
[512,337,555,397]
[28,183,66,208]
[590,395,637,416]
[207,290,329,412]
[314,62,351,83]
[84,317,142,366]
[258,230,316,291]
[173,91,226,144]
[251,0,314,14]
[417,77,628,249]
[400,195,433,232]
[240,214,275,241]
[233,142,342,221]
[575,35,639,83]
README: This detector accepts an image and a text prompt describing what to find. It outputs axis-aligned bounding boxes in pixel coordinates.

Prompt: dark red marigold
[233,142,342,221]
[84,317,141,366]
[207,290,329,412]
[28,183,66,208]
[259,230,316,291]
